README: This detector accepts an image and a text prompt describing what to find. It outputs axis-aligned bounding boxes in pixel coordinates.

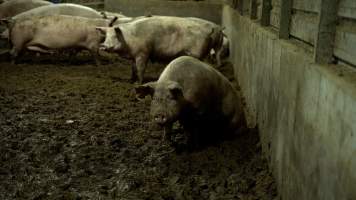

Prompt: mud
[0,53,276,200]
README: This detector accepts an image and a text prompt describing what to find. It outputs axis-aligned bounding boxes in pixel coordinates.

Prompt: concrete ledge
[104,0,222,24]
[222,5,356,200]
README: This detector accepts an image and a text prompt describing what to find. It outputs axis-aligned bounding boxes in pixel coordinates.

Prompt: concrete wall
[104,0,222,24]
[222,5,356,200]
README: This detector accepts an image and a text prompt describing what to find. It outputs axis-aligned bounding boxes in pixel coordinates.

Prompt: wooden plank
[314,0,339,64]
[290,11,318,45]
[250,0,258,19]
[279,0,293,38]
[338,0,356,20]
[270,5,280,29]
[334,20,356,66]
[261,0,272,26]
[272,0,321,13]
[244,0,251,15]
[232,0,238,9]
[271,0,356,19]
[257,0,262,20]
[239,0,244,15]
[104,0,222,24]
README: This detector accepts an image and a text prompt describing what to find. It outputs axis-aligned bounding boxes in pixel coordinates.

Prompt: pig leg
[67,49,80,64]
[162,123,173,144]
[131,62,138,83]
[27,46,55,54]
[9,47,22,64]
[88,47,101,66]
[135,54,148,84]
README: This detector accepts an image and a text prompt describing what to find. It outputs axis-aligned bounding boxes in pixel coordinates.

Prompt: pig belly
[153,35,205,59]
[27,29,87,50]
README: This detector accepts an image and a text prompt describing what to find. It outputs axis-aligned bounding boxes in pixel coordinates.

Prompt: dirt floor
[0,53,276,200]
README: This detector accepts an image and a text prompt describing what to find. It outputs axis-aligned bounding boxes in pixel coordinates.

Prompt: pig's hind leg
[135,54,149,84]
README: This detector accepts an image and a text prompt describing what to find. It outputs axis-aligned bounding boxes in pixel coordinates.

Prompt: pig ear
[108,16,118,27]
[0,18,13,27]
[135,82,156,98]
[167,82,183,99]
[114,26,124,37]
[100,11,108,19]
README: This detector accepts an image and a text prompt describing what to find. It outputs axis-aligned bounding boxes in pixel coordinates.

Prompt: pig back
[13,3,103,21]
[159,56,239,115]
[10,15,110,49]
[0,0,52,19]
[122,16,214,58]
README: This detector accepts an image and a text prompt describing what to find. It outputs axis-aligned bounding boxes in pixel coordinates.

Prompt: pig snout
[153,113,168,126]
[99,43,117,52]
[99,44,108,51]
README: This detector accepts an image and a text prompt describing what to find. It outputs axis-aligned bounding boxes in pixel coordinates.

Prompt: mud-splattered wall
[104,0,222,24]
[222,4,356,200]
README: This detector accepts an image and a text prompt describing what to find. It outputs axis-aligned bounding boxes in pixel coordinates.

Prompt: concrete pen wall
[105,0,222,24]
[222,5,356,200]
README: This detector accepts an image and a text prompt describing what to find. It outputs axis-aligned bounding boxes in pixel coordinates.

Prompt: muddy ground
[0,53,276,200]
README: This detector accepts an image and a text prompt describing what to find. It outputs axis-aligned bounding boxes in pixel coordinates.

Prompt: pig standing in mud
[12,3,105,20]
[135,56,245,147]
[0,0,52,19]
[3,15,117,64]
[1,3,114,40]
[96,16,224,84]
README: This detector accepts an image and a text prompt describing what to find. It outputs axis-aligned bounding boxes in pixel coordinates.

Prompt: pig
[135,56,246,147]
[96,16,224,83]
[12,3,105,20]
[209,35,230,64]
[3,15,117,64]
[101,11,152,24]
[186,17,228,65]
[1,3,110,40]
[0,0,52,19]
[100,11,127,20]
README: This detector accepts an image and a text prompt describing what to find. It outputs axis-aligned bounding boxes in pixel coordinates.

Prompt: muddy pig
[0,0,52,19]
[1,3,111,40]
[135,56,245,147]
[3,15,117,64]
[101,11,152,24]
[96,16,224,84]
[12,3,105,20]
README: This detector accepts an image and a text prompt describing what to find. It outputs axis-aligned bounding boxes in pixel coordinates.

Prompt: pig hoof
[134,95,146,102]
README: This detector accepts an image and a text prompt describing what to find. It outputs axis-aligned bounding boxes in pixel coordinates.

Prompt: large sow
[136,56,246,146]
[4,15,117,64]
[96,16,224,83]
[0,0,52,19]
[12,3,105,20]
[1,3,112,40]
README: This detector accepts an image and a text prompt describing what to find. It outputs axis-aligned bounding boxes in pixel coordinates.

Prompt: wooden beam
[261,0,272,26]
[232,0,238,9]
[238,0,244,15]
[279,0,293,39]
[314,0,339,64]
[250,0,258,19]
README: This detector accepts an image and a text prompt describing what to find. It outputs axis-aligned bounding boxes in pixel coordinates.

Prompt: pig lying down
[97,16,225,83]
[135,56,246,147]
[3,15,117,64]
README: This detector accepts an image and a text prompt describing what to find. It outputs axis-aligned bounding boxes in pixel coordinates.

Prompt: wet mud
[0,54,276,200]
